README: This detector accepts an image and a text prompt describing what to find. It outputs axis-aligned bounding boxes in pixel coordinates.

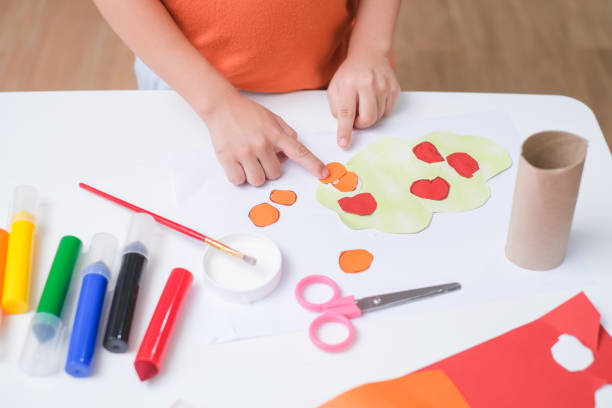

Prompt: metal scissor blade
[355,282,461,313]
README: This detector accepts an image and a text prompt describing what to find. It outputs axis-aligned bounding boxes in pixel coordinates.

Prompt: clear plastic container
[10,184,38,223]
[19,312,66,376]
[122,213,156,258]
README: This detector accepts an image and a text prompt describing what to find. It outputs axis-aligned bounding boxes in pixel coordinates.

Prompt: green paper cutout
[316,131,512,233]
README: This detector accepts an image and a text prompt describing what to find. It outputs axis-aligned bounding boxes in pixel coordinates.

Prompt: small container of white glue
[203,233,281,303]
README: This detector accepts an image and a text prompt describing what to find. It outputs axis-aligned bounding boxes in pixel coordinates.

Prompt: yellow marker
[2,185,38,314]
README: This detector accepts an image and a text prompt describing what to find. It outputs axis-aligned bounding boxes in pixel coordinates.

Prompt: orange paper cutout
[270,190,297,206]
[339,249,374,273]
[320,369,471,408]
[320,162,347,184]
[248,203,280,227]
[333,172,358,192]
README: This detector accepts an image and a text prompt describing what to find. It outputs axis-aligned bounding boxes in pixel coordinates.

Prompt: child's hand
[327,52,400,148]
[204,93,329,186]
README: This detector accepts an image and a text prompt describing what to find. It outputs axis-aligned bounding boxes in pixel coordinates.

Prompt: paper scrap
[270,189,297,206]
[338,193,377,215]
[447,152,480,178]
[321,369,471,408]
[248,203,280,227]
[410,177,450,200]
[413,141,445,163]
[339,249,374,273]
[333,172,358,192]
[317,132,512,233]
[322,293,612,407]
[320,162,347,184]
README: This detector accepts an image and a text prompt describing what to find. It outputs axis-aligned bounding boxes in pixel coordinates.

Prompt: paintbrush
[79,183,257,266]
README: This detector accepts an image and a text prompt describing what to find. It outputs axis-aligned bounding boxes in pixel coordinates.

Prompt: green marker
[36,236,82,319]
[20,235,82,376]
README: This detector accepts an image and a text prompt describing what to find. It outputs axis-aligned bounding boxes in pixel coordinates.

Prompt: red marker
[134,268,193,381]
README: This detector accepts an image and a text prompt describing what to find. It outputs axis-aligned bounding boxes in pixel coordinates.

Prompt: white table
[0,91,610,407]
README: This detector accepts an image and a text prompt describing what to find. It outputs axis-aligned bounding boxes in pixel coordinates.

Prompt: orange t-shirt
[162,0,358,93]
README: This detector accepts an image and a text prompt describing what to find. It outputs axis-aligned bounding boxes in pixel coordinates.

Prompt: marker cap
[83,233,118,280]
[123,213,156,258]
[10,185,38,223]
[19,312,66,376]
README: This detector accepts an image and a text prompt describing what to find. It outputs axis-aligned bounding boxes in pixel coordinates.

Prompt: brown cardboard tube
[505,131,588,270]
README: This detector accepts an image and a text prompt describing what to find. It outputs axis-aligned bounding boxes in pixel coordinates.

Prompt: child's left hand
[327,51,400,149]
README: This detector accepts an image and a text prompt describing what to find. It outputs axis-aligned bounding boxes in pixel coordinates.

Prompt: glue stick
[2,185,38,314]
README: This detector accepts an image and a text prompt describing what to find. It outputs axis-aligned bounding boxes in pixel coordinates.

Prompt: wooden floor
[1,0,611,150]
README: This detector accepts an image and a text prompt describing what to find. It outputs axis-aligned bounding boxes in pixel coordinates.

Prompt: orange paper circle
[319,162,347,184]
[339,249,374,273]
[248,203,280,227]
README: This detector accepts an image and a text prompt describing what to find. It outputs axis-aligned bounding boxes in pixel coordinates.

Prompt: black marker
[103,213,155,353]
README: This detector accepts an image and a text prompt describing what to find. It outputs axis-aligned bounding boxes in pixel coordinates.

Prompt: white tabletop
[0,90,611,407]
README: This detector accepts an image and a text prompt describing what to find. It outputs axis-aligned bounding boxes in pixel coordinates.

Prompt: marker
[134,267,193,381]
[20,235,82,376]
[65,233,118,377]
[103,213,156,353]
[2,185,38,314]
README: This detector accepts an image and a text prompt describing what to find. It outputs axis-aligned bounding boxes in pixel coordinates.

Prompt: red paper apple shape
[410,177,450,200]
[338,193,377,215]
[447,152,480,178]
[413,141,445,163]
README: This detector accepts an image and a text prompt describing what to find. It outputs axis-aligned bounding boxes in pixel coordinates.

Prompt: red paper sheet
[321,293,612,408]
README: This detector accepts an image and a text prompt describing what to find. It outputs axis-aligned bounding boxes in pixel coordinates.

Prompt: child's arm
[93,0,328,186]
[328,0,401,148]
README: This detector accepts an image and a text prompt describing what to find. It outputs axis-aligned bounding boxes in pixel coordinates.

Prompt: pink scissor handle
[309,313,355,353]
[296,274,362,352]
[295,274,341,312]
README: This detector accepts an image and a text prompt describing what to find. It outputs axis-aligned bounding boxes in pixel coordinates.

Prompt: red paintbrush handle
[78,183,209,242]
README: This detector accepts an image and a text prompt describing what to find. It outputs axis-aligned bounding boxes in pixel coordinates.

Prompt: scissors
[295,274,461,352]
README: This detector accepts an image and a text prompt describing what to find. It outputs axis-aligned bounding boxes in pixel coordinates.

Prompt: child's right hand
[203,92,329,186]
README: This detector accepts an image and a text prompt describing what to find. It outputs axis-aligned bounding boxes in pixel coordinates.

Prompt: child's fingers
[258,146,282,180]
[277,151,288,162]
[220,157,247,185]
[354,89,378,129]
[241,156,267,186]
[274,115,298,139]
[276,135,328,179]
[377,92,386,121]
[336,90,357,148]
[385,90,399,116]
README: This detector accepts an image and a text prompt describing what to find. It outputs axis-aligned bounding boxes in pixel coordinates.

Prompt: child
[93,0,401,186]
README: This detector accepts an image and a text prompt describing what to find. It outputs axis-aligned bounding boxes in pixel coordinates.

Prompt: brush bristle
[242,255,257,266]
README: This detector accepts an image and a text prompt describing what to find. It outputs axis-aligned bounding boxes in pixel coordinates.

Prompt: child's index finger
[277,134,328,179]
[336,91,357,148]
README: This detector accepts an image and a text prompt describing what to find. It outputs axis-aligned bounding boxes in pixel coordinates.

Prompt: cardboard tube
[505,131,587,270]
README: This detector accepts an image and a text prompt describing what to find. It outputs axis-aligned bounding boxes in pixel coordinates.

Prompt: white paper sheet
[169,111,592,343]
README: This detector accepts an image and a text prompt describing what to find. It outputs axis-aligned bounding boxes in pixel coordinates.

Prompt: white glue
[203,234,281,303]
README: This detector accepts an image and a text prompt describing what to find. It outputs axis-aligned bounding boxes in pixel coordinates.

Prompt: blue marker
[65,233,117,377]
